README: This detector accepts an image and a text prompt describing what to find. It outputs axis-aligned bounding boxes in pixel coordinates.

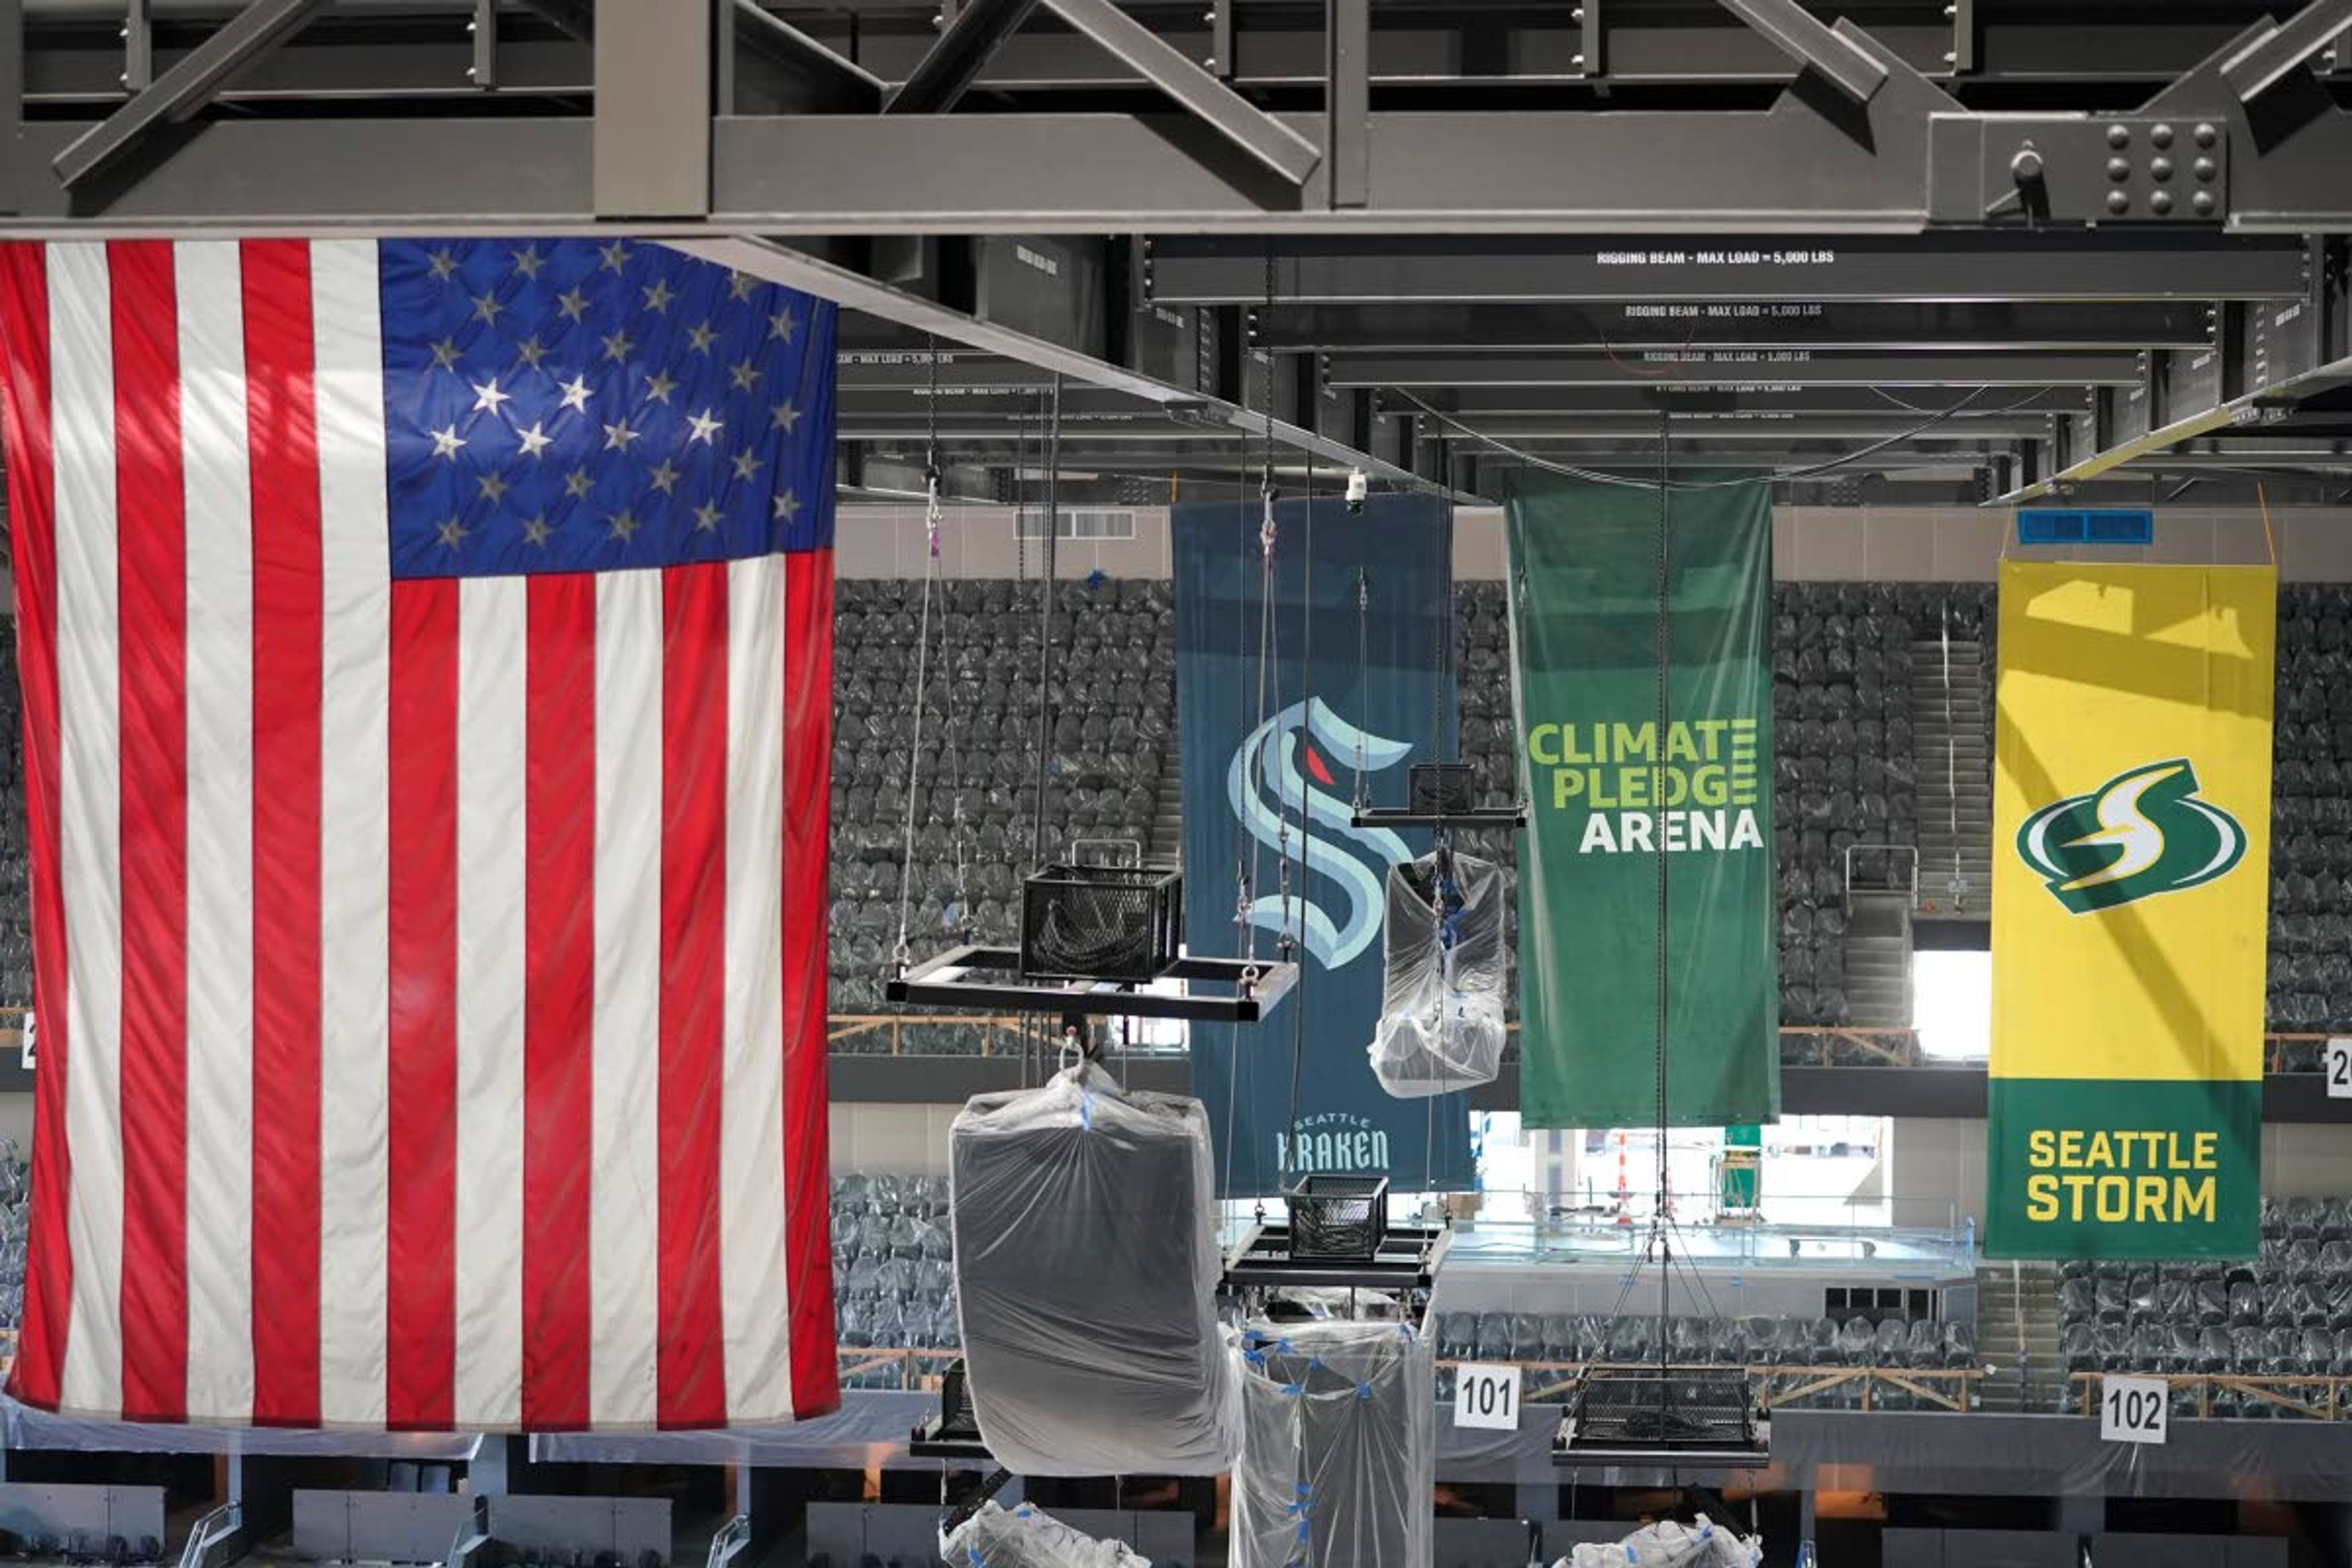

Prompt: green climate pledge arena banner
[1509,475,1781,1129]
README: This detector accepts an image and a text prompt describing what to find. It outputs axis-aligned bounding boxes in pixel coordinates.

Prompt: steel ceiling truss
[7,1,2351,503]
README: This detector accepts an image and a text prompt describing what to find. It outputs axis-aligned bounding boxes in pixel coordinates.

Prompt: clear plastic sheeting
[938,1502,1151,1568]
[1231,1320,1434,1568]
[949,1063,1239,1476]
[1368,850,1507,1097]
[1556,1515,1763,1567]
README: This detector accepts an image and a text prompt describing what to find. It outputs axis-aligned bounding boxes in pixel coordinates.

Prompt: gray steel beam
[879,0,1041,113]
[1419,413,2057,442]
[1712,0,1887,102]
[1148,233,2311,303]
[514,0,590,42]
[1325,0,1367,206]
[51,0,328,187]
[1036,0,1319,185]
[729,0,885,113]
[1253,301,2216,352]
[2221,0,2352,103]
[1324,349,2147,388]
[1384,384,2095,417]
[592,0,709,217]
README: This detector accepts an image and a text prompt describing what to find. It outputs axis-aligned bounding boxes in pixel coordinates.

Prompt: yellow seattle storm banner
[1988,562,2272,1259]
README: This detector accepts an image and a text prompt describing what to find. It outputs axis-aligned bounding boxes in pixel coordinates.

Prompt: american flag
[0,238,839,1430]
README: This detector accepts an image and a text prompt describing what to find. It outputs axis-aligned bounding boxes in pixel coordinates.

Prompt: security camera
[1345,467,1370,513]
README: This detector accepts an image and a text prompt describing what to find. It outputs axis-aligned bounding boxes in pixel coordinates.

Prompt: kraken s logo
[1227,697,1412,968]
[2017,758,2247,915]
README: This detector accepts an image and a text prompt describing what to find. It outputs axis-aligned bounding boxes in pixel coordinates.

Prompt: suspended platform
[887,943,1298,1023]
[1349,805,1529,831]
[1221,1219,1453,1293]
[1553,1366,1771,1469]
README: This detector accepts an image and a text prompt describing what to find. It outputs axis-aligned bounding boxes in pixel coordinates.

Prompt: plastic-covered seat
[2196,1326,2231,1373]
[2060,1277,2095,1319]
[1872,1318,1909,1367]
[1942,1322,1977,1368]
[2229,1281,2263,1326]
[2095,1278,2128,1322]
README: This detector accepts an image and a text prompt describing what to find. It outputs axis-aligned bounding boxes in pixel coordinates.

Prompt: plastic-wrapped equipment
[1368,850,1507,1097]
[939,1502,1150,1568]
[1232,1320,1434,1568]
[949,1063,1240,1475]
[1555,1515,1763,1567]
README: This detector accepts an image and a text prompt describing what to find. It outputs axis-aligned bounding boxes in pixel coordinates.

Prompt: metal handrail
[176,1502,241,1568]
[1841,842,1919,907]
[704,1514,752,1568]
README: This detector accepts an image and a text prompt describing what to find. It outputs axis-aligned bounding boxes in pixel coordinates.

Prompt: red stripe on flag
[109,242,190,1422]
[783,549,839,1418]
[0,244,70,1414]
[239,238,325,1427]
[385,576,459,1431]
[521,573,596,1430]
[657,564,728,1428]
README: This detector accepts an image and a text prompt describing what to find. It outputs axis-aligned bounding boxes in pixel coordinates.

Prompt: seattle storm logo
[2017,758,2247,914]
[1227,698,1411,968]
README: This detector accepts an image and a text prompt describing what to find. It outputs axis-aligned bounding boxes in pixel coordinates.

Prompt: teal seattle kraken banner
[1175,493,1474,1196]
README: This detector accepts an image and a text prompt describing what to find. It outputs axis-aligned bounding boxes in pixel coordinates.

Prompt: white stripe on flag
[453,576,528,1428]
[311,239,393,1427]
[589,569,663,1427]
[175,241,257,1423]
[720,553,794,1420]
[48,243,124,1419]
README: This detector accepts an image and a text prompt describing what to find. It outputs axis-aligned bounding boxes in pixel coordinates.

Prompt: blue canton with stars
[382,238,835,579]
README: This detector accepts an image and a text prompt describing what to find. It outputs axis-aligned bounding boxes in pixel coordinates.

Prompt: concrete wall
[836,502,2352,582]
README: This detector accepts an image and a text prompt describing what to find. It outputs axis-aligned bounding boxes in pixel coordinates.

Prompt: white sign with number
[2100,1374,2168,1445]
[1454,1363,1521,1430]
[2328,1038,2352,1099]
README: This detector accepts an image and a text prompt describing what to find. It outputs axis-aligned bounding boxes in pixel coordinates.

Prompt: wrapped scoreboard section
[1231,1321,1434,1568]
[940,1502,1152,1568]
[1368,850,1507,1096]
[949,1064,1240,1474]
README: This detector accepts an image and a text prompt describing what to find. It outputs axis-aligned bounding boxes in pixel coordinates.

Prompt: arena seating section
[2056,1196,2352,1417]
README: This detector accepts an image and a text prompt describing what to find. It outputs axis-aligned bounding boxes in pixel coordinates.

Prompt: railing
[2065,1370,2352,1421]
[834,1349,1982,1412]
[177,1502,243,1568]
[704,1515,753,1568]
[829,1015,2352,1074]
[444,1497,491,1568]
[1841,843,1919,908]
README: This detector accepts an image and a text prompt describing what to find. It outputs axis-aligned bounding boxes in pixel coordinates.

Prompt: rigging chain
[888,341,949,974]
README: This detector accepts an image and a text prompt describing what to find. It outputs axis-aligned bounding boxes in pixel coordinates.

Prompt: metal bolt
[2106,156,2130,181]
[2151,123,2174,148]
[2193,190,2217,216]
[2010,149,2045,183]
[2193,156,2217,181]
[2107,190,2130,214]
[2150,155,2174,182]
[2194,122,2218,148]
[1204,56,1217,68]
[1573,51,1586,66]
[1571,6,1584,19]
[2151,190,2174,215]
[2108,124,2131,148]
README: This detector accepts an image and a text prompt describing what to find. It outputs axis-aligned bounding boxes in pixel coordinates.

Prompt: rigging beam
[1712,0,1887,104]
[1147,234,2311,304]
[1323,349,2147,389]
[2220,0,2352,103]
[1252,301,2216,352]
